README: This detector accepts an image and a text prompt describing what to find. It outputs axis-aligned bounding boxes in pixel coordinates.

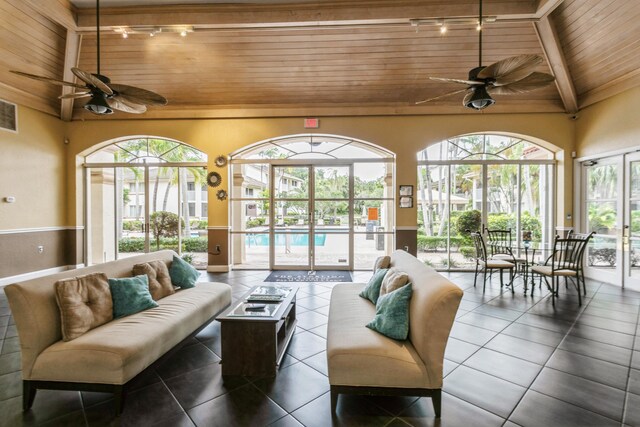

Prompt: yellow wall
[0,105,66,229]
[66,112,575,228]
[576,86,640,158]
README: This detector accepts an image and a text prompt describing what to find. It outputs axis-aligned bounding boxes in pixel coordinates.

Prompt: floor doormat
[265,270,352,283]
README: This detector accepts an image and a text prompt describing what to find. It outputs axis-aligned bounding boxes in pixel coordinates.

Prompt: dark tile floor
[1,270,640,426]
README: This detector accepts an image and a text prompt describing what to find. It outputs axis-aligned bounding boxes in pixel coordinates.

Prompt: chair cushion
[133,261,175,300]
[54,273,113,342]
[482,260,515,268]
[531,265,577,277]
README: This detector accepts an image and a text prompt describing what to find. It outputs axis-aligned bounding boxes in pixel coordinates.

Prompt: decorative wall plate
[214,155,228,167]
[207,171,222,187]
[216,189,228,200]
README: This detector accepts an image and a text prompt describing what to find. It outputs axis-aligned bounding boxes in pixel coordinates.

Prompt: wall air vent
[0,99,17,133]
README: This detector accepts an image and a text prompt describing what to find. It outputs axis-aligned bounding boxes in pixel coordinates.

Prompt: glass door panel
[625,154,640,288]
[314,166,351,268]
[272,166,310,269]
[116,167,146,259]
[584,160,622,283]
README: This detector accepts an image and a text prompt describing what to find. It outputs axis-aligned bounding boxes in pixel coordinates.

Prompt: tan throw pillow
[133,261,175,300]
[373,255,391,272]
[54,273,113,342]
[379,268,409,297]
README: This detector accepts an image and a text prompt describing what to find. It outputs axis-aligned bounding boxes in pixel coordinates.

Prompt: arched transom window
[86,137,207,164]
[417,134,553,161]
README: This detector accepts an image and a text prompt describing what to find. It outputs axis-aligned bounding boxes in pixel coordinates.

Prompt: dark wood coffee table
[216,285,298,376]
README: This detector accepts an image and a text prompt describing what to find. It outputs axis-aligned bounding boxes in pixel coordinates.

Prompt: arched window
[416,134,555,271]
[84,137,208,269]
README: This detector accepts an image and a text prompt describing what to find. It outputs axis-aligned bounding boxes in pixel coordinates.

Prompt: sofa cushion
[169,255,200,289]
[327,283,433,389]
[54,273,113,342]
[133,261,175,300]
[379,268,409,297]
[359,268,388,304]
[373,256,391,272]
[366,283,412,340]
[29,283,232,385]
[108,275,158,319]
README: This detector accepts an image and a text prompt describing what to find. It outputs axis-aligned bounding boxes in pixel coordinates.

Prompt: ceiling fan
[416,0,555,110]
[11,0,167,115]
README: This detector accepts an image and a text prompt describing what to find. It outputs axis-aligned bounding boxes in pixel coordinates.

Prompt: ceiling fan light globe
[84,93,113,115]
[465,85,495,110]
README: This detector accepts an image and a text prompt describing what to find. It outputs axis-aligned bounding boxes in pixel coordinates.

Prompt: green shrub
[122,220,142,231]
[456,210,482,236]
[246,217,267,228]
[183,237,208,252]
[459,246,476,259]
[118,237,145,252]
[189,219,208,230]
[181,253,194,264]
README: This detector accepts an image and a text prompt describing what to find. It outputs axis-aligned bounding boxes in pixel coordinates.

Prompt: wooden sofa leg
[330,387,338,415]
[114,385,125,415]
[23,381,37,411]
[432,389,442,418]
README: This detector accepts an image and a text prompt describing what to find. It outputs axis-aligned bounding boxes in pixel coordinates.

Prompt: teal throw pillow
[366,283,413,340]
[359,268,388,304]
[108,275,158,319]
[169,255,200,288]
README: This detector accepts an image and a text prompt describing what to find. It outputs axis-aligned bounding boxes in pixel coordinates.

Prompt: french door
[581,152,640,289]
[270,164,353,270]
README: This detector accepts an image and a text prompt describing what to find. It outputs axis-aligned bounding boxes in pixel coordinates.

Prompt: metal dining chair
[530,232,594,305]
[470,231,515,293]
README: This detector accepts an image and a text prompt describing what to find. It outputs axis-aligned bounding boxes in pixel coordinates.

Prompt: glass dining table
[489,241,554,295]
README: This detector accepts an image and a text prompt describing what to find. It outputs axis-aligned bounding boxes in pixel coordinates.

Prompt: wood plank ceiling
[0,0,639,120]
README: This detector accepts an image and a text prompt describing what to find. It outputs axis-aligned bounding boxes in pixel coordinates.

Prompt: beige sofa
[4,251,231,413]
[327,250,463,417]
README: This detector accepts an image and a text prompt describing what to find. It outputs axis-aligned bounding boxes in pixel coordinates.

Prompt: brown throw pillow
[373,255,391,272]
[132,261,175,300]
[54,273,113,342]
[379,268,409,297]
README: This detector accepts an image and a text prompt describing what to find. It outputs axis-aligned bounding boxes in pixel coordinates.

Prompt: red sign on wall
[304,118,319,128]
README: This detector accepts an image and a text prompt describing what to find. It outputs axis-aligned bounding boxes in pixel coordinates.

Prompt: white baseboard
[0,264,84,287]
[207,265,230,273]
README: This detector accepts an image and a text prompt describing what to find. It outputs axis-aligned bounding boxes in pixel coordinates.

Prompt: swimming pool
[246,233,326,246]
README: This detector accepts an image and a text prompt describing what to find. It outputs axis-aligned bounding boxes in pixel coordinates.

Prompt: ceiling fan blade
[416,88,469,105]
[10,70,87,90]
[488,72,556,95]
[429,77,484,85]
[58,92,91,99]
[109,84,168,106]
[71,68,113,95]
[477,54,543,85]
[107,96,147,114]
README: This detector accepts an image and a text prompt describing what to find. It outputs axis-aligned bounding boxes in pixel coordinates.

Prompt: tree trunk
[162,169,174,211]
[152,168,160,213]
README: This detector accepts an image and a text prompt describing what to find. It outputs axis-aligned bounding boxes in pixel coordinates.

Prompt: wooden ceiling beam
[579,68,640,109]
[534,0,564,18]
[534,14,578,113]
[75,1,539,30]
[60,30,83,122]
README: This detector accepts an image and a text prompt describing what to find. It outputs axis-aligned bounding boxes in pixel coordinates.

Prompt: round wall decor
[207,171,222,187]
[216,189,228,200]
[214,155,228,167]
